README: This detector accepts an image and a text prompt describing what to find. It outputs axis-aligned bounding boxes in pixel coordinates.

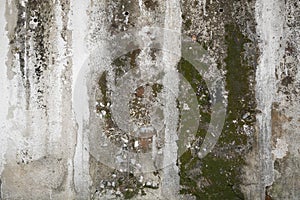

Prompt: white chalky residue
[255,0,285,197]
[72,0,91,198]
[139,0,144,12]
[161,0,182,198]
[203,0,207,16]
[272,138,289,159]
[0,0,78,198]
[0,1,9,175]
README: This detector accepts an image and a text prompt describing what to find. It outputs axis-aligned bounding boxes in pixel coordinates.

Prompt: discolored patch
[144,0,159,10]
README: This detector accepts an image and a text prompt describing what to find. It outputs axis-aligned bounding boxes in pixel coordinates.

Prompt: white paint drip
[203,0,207,16]
[0,0,77,198]
[255,0,285,196]
[139,0,144,12]
[71,0,91,197]
[0,1,9,176]
[161,0,182,198]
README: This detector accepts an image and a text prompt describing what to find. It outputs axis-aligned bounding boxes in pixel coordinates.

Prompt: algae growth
[179,23,256,199]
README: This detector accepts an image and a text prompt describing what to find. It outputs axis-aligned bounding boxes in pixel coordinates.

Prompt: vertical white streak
[0,0,9,176]
[203,0,207,16]
[161,0,181,198]
[139,0,144,12]
[71,0,91,197]
[255,0,285,197]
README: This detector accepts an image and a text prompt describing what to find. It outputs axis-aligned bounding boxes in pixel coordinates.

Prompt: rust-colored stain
[265,194,272,200]
[135,86,145,98]
[139,138,152,152]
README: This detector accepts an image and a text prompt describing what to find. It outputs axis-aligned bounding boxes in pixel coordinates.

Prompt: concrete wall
[0,0,299,199]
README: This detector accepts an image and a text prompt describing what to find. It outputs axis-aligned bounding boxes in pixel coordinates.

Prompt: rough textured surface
[0,0,299,199]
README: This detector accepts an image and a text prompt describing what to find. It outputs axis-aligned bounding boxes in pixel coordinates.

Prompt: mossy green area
[179,23,255,199]
[96,22,256,199]
[177,58,211,140]
[112,49,140,77]
[118,172,142,199]
[222,23,255,145]
[97,72,111,120]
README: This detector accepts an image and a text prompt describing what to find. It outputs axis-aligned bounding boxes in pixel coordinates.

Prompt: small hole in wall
[219,8,224,13]
[125,11,129,15]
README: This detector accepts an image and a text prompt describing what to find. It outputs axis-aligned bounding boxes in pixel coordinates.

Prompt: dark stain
[265,186,273,200]
[89,155,141,199]
[14,1,26,79]
[97,71,113,125]
[130,49,141,68]
[10,1,31,109]
[150,48,159,61]
[144,0,158,10]
[281,76,293,86]
[105,0,139,35]
[26,0,55,109]
[285,41,295,56]
[265,194,272,200]
[60,0,71,42]
[7,0,55,110]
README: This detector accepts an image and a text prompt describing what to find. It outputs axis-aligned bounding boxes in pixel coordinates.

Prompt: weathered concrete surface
[0,0,299,199]
[242,0,300,199]
[1,0,75,199]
